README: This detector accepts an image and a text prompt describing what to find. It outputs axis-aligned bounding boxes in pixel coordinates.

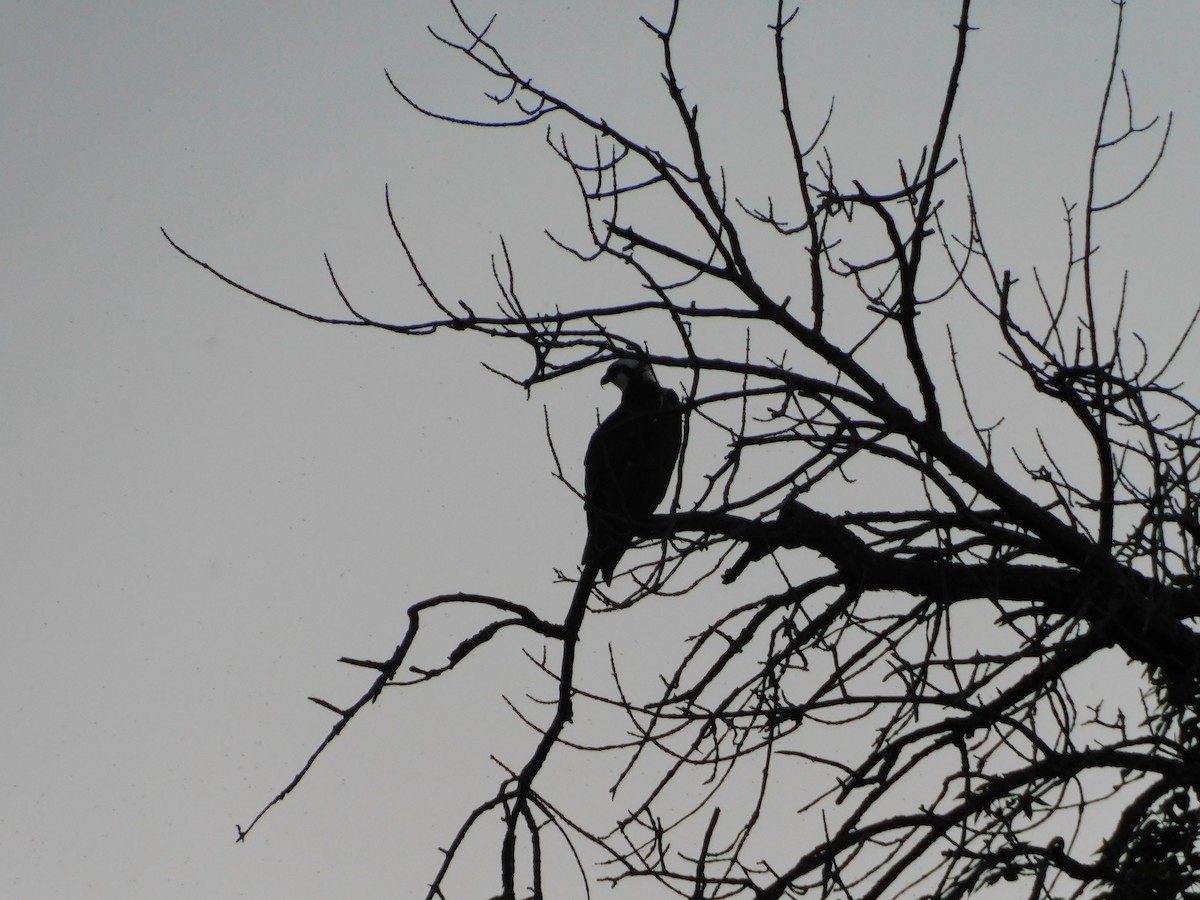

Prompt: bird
[582,358,682,585]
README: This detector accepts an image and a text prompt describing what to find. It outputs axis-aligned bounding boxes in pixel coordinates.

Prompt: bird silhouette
[582,359,682,584]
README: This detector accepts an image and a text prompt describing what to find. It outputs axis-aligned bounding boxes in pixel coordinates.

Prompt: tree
[166,1,1200,897]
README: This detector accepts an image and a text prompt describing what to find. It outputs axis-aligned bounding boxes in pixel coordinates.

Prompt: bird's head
[600,358,656,392]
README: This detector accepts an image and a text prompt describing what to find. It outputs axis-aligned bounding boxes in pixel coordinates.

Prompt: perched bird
[582,359,682,584]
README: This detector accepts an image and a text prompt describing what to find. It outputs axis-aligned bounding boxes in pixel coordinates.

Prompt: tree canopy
[168,2,1200,897]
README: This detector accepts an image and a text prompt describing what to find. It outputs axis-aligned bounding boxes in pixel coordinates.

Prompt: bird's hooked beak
[601,363,633,392]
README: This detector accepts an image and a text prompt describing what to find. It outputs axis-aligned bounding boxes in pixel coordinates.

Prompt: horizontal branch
[643,503,1200,680]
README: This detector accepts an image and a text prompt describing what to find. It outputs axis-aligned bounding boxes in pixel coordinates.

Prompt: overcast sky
[4,2,1198,897]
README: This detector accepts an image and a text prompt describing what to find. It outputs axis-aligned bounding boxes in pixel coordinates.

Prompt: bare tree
[166,1,1200,897]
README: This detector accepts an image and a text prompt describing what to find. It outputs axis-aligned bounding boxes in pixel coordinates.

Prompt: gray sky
[4,2,1198,897]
